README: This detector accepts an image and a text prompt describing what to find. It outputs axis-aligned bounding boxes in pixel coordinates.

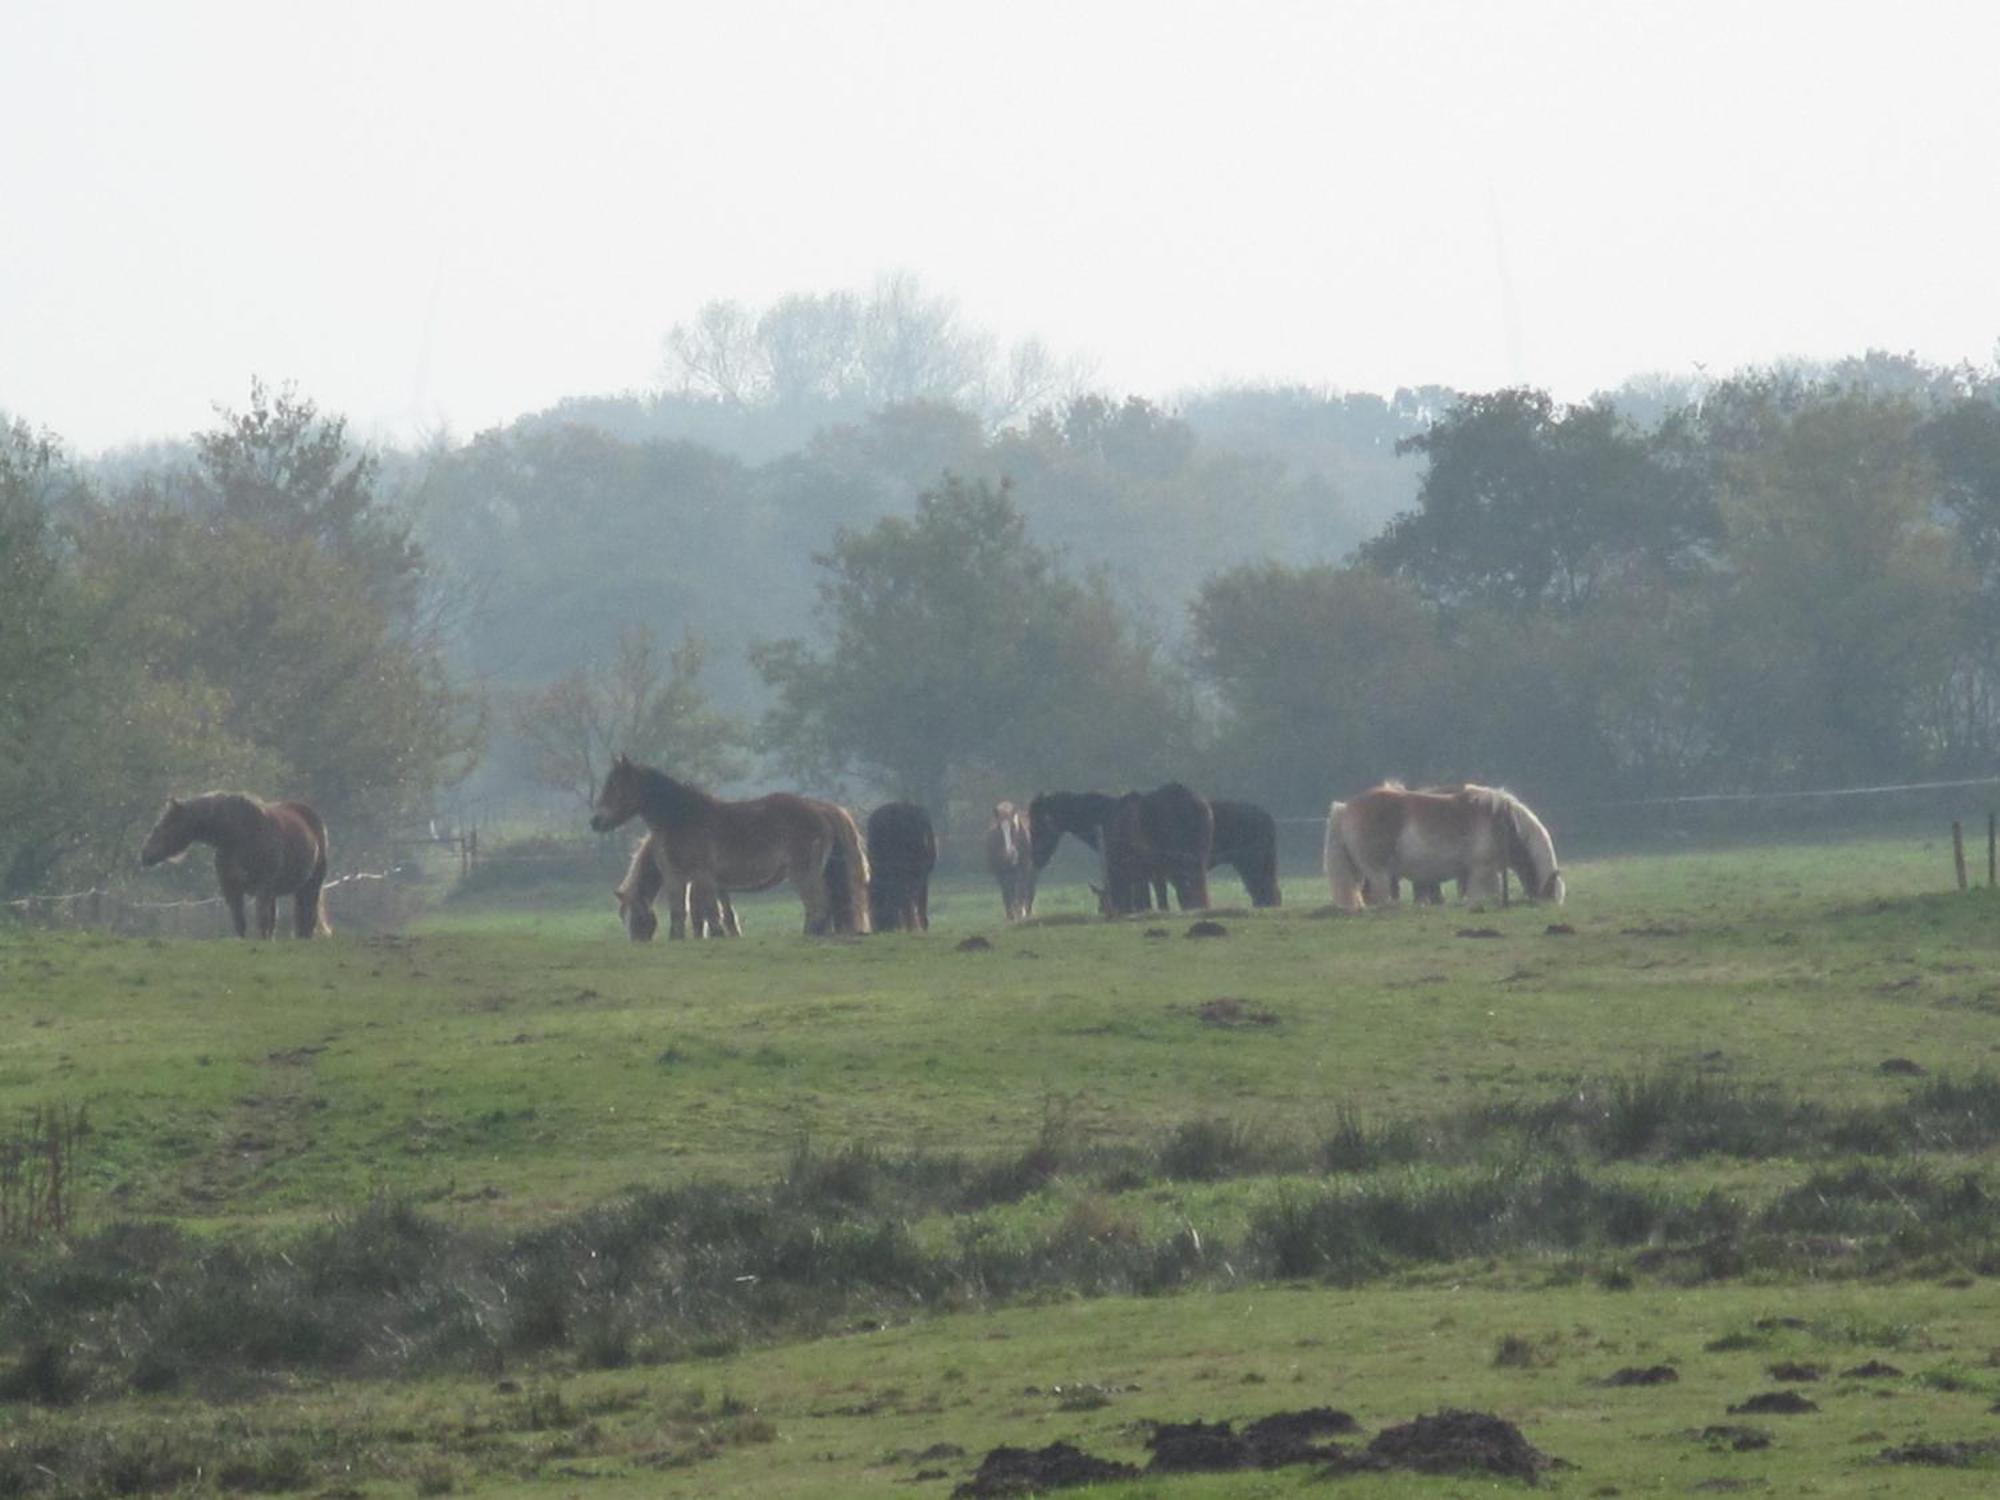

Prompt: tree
[1363,389,1716,614]
[1707,393,1968,783]
[511,627,748,807]
[752,475,1192,814]
[188,378,424,617]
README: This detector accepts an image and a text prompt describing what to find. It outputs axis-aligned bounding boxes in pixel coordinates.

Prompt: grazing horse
[867,802,937,932]
[1026,790,1124,871]
[1208,798,1281,907]
[1096,782,1214,916]
[986,801,1038,921]
[614,832,738,940]
[139,792,331,938]
[808,799,872,935]
[1324,782,1564,912]
[590,757,867,936]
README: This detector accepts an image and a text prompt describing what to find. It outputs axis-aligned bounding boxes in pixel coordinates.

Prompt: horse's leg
[255,892,278,938]
[223,882,249,938]
[916,878,930,931]
[294,878,324,937]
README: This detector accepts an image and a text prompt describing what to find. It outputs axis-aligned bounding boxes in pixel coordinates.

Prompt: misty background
[6,3,2000,893]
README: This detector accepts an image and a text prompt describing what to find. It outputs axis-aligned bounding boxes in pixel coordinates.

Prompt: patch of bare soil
[180,1038,331,1210]
[950,1442,1138,1496]
[1343,1408,1565,1484]
[1728,1391,1818,1415]
[1197,998,1278,1028]
[1876,1436,2000,1466]
[1185,920,1229,938]
[1145,1409,1358,1472]
[955,936,992,953]
[1455,927,1502,939]
[1696,1425,1773,1451]
[1602,1365,1679,1387]
[1842,1360,1903,1379]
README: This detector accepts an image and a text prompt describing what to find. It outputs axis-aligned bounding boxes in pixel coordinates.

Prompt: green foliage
[510,625,748,805]
[753,474,1193,809]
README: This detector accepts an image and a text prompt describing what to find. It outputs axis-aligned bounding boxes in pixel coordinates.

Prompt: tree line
[7,293,2000,897]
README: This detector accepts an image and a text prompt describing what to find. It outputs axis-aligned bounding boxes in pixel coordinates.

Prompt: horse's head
[614,884,659,941]
[590,754,642,832]
[138,797,193,867]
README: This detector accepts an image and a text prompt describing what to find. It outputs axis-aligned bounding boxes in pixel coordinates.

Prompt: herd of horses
[137,763,1563,942]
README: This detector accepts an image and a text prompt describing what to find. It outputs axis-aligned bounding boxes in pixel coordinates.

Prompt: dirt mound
[1143,927,1170,939]
[1543,923,1576,936]
[1877,1436,2000,1466]
[1767,1361,1822,1382]
[1728,1391,1818,1414]
[1197,997,1278,1028]
[1842,1360,1903,1379]
[955,936,993,953]
[1455,927,1502,939]
[1145,1409,1358,1473]
[1696,1424,1772,1451]
[1350,1408,1563,1484]
[1602,1364,1679,1386]
[1878,1056,1926,1075]
[951,1442,1138,1497]
[1185,920,1229,938]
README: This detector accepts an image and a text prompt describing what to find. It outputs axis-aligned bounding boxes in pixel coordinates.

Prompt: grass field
[5,834,2000,1496]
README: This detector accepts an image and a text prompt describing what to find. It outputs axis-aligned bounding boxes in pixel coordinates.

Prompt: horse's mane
[1462,784,1561,893]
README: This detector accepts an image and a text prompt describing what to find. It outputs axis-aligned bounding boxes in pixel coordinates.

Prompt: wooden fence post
[1953,820,1968,892]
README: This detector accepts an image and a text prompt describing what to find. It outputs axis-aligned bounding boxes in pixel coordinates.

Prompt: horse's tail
[824,804,872,934]
[1324,800,1365,910]
[313,831,333,936]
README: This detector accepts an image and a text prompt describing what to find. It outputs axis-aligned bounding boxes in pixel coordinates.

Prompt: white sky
[5,0,1998,454]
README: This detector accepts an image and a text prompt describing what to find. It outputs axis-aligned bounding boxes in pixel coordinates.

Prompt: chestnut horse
[139,792,331,938]
[590,756,869,936]
[1324,782,1563,911]
[1097,782,1214,916]
[614,831,738,940]
[867,802,937,932]
[986,801,1037,921]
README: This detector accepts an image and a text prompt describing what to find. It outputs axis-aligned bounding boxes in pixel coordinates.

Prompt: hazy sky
[6,0,1998,453]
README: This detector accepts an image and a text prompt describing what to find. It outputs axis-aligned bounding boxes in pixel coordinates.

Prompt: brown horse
[614,831,738,940]
[1097,782,1214,916]
[590,756,868,936]
[867,802,936,932]
[986,801,1037,920]
[139,792,331,938]
[1324,782,1563,911]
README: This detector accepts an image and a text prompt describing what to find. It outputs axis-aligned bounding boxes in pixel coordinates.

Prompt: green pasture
[5,832,2000,1496]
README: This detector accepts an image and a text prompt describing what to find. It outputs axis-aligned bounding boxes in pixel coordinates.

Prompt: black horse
[866,802,936,932]
[1208,799,1281,907]
[1098,782,1214,916]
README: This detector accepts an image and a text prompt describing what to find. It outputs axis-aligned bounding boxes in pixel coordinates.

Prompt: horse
[808,799,872,935]
[139,792,331,938]
[867,802,936,932]
[590,757,868,936]
[1026,790,1123,872]
[1208,798,1281,907]
[614,831,738,941]
[1096,782,1213,916]
[1324,782,1563,911]
[985,801,1038,920]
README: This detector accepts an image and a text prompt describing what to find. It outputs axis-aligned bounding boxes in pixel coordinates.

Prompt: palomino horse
[1097,782,1214,916]
[809,799,872,935]
[986,801,1037,920]
[139,792,331,938]
[1324,782,1563,912]
[1208,798,1281,908]
[614,831,738,941]
[867,802,936,932]
[590,757,869,936]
